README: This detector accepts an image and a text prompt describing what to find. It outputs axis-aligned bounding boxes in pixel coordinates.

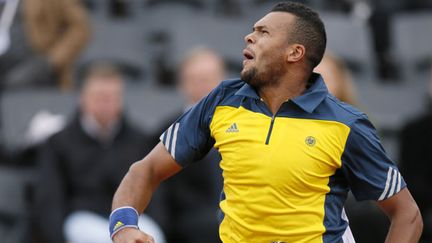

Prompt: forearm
[112,160,158,213]
[376,188,423,243]
[379,188,424,243]
[385,209,423,243]
[112,142,182,213]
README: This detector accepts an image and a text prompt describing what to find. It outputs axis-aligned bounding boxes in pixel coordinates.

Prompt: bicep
[140,142,182,187]
[376,188,418,219]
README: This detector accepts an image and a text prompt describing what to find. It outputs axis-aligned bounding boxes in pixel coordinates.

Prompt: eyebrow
[252,25,268,31]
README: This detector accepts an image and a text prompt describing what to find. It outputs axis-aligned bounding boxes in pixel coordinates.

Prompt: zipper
[265,115,275,145]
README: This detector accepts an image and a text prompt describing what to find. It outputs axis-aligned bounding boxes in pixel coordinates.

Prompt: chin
[240,69,247,80]
[241,67,259,88]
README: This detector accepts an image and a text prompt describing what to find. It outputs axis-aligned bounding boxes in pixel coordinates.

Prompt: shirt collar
[235,73,328,113]
[290,73,328,113]
[235,82,261,99]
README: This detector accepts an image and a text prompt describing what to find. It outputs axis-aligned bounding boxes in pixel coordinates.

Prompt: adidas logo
[226,123,239,133]
[113,221,124,231]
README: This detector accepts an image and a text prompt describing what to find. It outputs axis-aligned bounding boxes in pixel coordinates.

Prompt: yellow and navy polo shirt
[160,73,405,243]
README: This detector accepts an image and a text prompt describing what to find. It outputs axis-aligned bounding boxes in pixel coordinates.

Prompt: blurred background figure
[0,0,90,90]
[399,65,432,242]
[0,0,90,163]
[151,47,225,243]
[33,63,165,243]
[178,47,226,108]
[314,51,357,105]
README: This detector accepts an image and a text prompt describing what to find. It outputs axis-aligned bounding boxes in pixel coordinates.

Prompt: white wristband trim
[110,206,139,218]
[110,225,139,239]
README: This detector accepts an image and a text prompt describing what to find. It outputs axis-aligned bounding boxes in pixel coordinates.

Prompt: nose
[244,32,254,44]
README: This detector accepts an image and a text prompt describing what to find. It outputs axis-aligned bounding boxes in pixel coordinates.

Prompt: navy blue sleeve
[341,115,406,201]
[159,83,224,167]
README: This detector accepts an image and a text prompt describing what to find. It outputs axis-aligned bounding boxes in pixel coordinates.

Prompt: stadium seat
[0,88,76,150]
[0,166,37,243]
[319,12,375,80]
[78,15,150,83]
[392,12,432,80]
[157,13,250,77]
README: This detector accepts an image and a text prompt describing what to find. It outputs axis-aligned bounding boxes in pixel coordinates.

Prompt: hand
[112,227,155,243]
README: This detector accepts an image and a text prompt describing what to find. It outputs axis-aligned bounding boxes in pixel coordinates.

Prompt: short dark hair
[80,62,123,90]
[271,2,326,68]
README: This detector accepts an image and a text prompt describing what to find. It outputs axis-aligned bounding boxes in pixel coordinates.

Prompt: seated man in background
[34,63,165,243]
[151,47,225,243]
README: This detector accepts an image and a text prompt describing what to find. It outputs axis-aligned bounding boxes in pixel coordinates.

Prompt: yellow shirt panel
[211,106,351,242]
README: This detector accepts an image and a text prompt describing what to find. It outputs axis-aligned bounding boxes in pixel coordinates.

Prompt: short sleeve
[341,115,406,201]
[159,84,223,167]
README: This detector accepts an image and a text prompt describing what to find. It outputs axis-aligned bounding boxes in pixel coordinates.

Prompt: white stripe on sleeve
[170,123,179,159]
[388,168,398,198]
[165,124,173,152]
[378,167,393,200]
[396,171,401,194]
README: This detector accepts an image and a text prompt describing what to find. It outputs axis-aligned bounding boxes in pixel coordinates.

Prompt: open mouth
[243,48,255,61]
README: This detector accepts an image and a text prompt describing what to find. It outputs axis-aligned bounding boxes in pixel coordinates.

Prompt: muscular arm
[111,142,182,241]
[376,188,423,243]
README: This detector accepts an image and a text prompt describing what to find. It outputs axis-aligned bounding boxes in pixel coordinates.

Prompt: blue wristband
[109,206,139,239]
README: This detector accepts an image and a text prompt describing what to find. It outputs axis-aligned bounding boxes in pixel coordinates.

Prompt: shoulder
[322,94,368,128]
[198,78,245,109]
[48,119,76,142]
[216,78,244,95]
[220,78,245,89]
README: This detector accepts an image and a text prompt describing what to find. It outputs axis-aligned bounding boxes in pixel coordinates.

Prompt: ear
[286,44,306,63]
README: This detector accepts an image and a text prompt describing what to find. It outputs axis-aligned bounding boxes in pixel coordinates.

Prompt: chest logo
[226,123,239,133]
[305,136,316,146]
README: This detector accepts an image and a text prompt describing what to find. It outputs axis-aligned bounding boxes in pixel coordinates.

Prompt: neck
[81,113,120,142]
[258,71,310,114]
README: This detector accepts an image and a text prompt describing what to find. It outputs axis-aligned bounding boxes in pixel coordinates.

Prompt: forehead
[254,11,296,31]
[83,78,123,94]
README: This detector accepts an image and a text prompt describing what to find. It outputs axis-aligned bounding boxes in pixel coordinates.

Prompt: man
[178,47,226,108]
[34,63,165,243]
[151,47,225,242]
[110,2,423,242]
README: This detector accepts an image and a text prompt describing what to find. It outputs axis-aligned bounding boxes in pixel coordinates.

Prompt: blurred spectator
[151,47,225,243]
[178,47,226,108]
[0,0,90,90]
[314,51,357,105]
[34,63,165,243]
[399,66,432,242]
